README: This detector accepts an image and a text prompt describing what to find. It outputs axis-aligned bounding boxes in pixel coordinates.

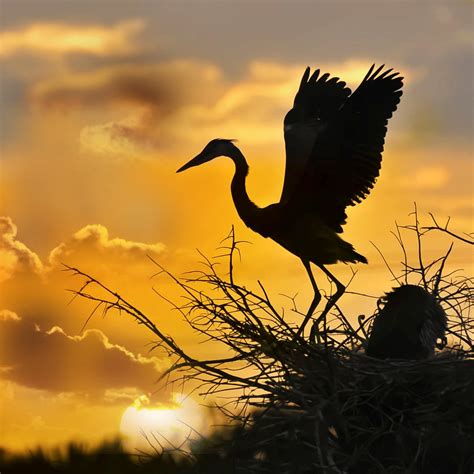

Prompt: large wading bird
[178,64,403,340]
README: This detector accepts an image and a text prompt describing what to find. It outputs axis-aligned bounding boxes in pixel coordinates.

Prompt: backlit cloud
[0,314,165,392]
[400,165,450,190]
[32,57,412,157]
[31,60,223,111]
[30,59,224,156]
[0,217,165,281]
[0,309,21,322]
[0,216,43,282]
[79,112,158,157]
[0,219,169,348]
[189,59,404,145]
[48,224,165,267]
[0,20,145,58]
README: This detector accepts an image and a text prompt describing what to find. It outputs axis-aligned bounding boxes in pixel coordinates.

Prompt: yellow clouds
[0,219,168,397]
[400,165,450,190]
[48,224,165,267]
[0,216,42,282]
[0,315,163,393]
[79,113,156,157]
[0,218,165,281]
[0,309,21,322]
[211,58,410,118]
[29,57,407,157]
[0,217,168,353]
[0,20,145,58]
[0,217,176,453]
[30,59,224,156]
[172,59,398,146]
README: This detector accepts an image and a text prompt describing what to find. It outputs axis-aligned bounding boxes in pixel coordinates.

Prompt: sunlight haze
[0,0,472,453]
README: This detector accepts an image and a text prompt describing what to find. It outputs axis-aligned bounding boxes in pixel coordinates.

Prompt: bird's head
[177,138,237,173]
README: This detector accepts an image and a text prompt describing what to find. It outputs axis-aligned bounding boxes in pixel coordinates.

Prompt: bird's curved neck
[228,148,258,224]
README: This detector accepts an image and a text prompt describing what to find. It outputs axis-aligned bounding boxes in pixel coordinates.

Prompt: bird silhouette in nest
[178,64,403,341]
[366,284,447,360]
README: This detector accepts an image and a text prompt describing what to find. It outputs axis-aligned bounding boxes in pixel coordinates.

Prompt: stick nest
[67,209,473,473]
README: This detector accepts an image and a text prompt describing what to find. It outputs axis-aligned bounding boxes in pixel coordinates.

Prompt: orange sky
[0,1,472,452]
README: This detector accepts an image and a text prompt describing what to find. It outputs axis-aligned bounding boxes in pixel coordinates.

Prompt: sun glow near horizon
[119,394,208,453]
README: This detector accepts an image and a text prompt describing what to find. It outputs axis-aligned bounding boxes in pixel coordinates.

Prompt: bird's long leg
[309,265,345,343]
[296,259,321,338]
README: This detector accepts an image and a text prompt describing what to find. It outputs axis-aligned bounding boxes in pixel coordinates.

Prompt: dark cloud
[31,60,223,113]
[34,70,171,111]
[28,60,225,156]
[0,314,165,393]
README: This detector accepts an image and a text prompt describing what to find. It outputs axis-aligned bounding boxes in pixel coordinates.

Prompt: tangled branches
[376,204,473,350]
[65,211,473,473]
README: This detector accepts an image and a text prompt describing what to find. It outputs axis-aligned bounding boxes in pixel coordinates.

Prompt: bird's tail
[352,251,368,264]
[345,248,368,264]
[329,234,368,265]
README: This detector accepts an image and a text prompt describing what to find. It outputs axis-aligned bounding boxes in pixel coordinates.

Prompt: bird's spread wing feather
[285,65,403,232]
[280,67,351,204]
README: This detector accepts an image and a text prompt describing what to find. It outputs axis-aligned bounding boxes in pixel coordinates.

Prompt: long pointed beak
[176,154,203,173]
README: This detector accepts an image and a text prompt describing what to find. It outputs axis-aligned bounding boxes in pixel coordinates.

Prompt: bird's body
[215,141,368,267]
[252,206,366,266]
[178,64,403,339]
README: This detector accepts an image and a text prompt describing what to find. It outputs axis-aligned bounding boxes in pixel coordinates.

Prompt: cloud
[30,59,224,156]
[0,20,145,58]
[32,57,413,157]
[48,224,165,267]
[0,219,169,349]
[192,59,400,144]
[400,165,451,190]
[79,112,158,156]
[171,59,414,151]
[102,387,144,404]
[0,217,165,282]
[31,60,223,111]
[0,219,173,405]
[0,309,21,322]
[0,216,43,282]
[0,314,165,393]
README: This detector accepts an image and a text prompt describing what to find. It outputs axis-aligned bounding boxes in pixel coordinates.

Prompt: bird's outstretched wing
[285,65,403,232]
[280,67,351,204]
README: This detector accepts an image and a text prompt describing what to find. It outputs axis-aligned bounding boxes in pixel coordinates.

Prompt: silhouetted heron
[178,64,403,340]
[366,285,447,359]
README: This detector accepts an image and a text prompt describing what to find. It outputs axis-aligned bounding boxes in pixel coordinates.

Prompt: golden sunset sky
[0,0,472,452]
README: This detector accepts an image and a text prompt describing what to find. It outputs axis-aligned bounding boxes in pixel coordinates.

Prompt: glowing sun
[120,394,206,453]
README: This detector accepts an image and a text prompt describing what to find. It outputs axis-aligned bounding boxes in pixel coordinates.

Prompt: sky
[0,0,473,453]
